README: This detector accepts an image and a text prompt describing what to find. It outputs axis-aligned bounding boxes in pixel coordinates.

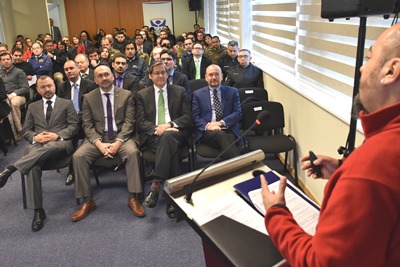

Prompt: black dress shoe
[32,208,46,232]
[65,173,74,186]
[166,203,177,218]
[0,168,13,188]
[143,189,159,208]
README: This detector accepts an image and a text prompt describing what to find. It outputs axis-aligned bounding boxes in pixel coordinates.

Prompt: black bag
[0,100,11,120]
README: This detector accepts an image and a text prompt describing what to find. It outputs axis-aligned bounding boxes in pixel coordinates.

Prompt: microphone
[185,110,270,203]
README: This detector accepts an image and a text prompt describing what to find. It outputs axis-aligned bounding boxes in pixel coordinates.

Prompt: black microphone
[185,110,270,203]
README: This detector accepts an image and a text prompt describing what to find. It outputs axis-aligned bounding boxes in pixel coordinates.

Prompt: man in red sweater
[260,23,400,266]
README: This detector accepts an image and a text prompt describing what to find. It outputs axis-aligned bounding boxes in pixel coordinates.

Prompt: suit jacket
[136,84,192,146]
[192,85,242,143]
[182,55,212,80]
[171,71,190,98]
[23,97,79,154]
[113,73,141,97]
[57,78,97,112]
[82,40,94,52]
[81,68,95,81]
[82,87,135,143]
[52,26,62,43]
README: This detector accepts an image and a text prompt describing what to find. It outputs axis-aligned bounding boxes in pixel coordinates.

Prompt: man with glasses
[71,65,145,222]
[225,49,264,88]
[160,49,190,98]
[136,61,192,217]
[218,40,240,78]
[182,42,211,80]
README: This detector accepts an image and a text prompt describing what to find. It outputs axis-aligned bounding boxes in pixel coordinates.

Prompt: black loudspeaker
[321,0,398,20]
[189,0,201,11]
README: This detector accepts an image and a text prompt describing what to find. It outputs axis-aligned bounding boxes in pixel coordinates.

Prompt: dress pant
[8,96,26,134]
[14,141,70,209]
[142,131,186,180]
[199,130,240,160]
[73,135,142,199]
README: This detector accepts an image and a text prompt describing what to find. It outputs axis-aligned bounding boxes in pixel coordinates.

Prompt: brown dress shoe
[71,200,97,222]
[127,198,145,218]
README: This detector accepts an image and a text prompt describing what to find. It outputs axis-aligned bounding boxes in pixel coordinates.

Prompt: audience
[182,42,212,80]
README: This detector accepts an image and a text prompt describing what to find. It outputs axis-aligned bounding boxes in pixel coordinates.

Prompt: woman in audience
[204,34,212,53]
[72,35,86,55]
[12,40,24,51]
[148,27,158,46]
[99,47,111,67]
[23,38,33,61]
[93,29,106,48]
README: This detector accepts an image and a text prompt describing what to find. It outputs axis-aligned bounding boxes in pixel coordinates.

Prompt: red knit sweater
[265,102,400,267]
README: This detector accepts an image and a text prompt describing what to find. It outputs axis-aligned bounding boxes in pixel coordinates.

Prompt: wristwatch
[168,121,174,128]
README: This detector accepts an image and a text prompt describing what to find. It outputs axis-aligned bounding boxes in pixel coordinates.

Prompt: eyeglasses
[161,57,173,61]
[152,71,167,76]
[238,55,249,59]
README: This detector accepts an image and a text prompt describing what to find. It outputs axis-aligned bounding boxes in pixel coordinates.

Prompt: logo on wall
[150,18,166,34]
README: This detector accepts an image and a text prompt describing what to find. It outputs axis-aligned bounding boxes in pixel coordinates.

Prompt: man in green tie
[136,61,192,217]
[182,42,212,80]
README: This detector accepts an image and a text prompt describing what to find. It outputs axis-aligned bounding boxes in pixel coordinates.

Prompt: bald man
[261,23,400,266]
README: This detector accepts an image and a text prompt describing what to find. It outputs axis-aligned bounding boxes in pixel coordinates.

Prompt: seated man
[182,42,211,80]
[0,75,79,232]
[218,40,239,79]
[160,49,190,98]
[136,61,192,217]
[0,51,30,140]
[192,65,242,160]
[75,54,94,81]
[112,54,140,96]
[225,49,264,88]
[71,65,145,222]
[123,41,150,89]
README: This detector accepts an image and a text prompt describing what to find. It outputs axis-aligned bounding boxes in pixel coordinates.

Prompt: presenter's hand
[260,175,286,212]
[300,154,339,180]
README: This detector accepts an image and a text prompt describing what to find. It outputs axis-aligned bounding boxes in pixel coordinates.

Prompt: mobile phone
[309,151,322,177]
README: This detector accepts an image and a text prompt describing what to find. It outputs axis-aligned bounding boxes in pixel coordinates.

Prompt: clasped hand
[95,140,122,158]
[206,121,223,131]
[34,131,58,144]
[155,123,178,136]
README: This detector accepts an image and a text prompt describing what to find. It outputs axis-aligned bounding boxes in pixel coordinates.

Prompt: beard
[351,93,368,120]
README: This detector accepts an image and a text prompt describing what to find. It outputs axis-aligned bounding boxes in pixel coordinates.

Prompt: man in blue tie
[57,60,97,185]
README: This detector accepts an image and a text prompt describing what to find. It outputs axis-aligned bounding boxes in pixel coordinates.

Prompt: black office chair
[241,100,298,186]
[189,79,208,95]
[20,155,72,209]
[238,87,268,104]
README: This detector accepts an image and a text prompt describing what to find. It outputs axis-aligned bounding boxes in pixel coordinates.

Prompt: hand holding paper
[260,175,287,211]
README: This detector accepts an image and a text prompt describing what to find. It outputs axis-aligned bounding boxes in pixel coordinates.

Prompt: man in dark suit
[180,38,194,65]
[160,49,190,98]
[136,61,192,216]
[49,18,62,43]
[75,54,95,81]
[70,65,145,222]
[44,39,67,85]
[111,54,140,97]
[80,31,93,52]
[0,75,79,231]
[192,65,242,160]
[182,42,211,80]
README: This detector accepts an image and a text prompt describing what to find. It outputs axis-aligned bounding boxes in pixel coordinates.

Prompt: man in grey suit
[136,61,192,217]
[70,65,145,222]
[0,75,79,231]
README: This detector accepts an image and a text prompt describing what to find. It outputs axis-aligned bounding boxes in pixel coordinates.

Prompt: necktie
[117,76,123,88]
[72,83,80,112]
[46,100,53,123]
[167,75,172,84]
[195,59,201,79]
[104,93,115,140]
[213,89,223,121]
[158,89,165,125]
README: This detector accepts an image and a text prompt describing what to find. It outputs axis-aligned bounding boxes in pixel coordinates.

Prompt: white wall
[264,73,365,202]
[173,0,204,36]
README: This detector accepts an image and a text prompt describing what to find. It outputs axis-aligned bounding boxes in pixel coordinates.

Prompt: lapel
[114,87,120,119]
[147,86,156,123]
[220,86,227,111]
[94,89,105,126]
[48,97,60,126]
[166,84,174,115]
[202,87,212,112]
